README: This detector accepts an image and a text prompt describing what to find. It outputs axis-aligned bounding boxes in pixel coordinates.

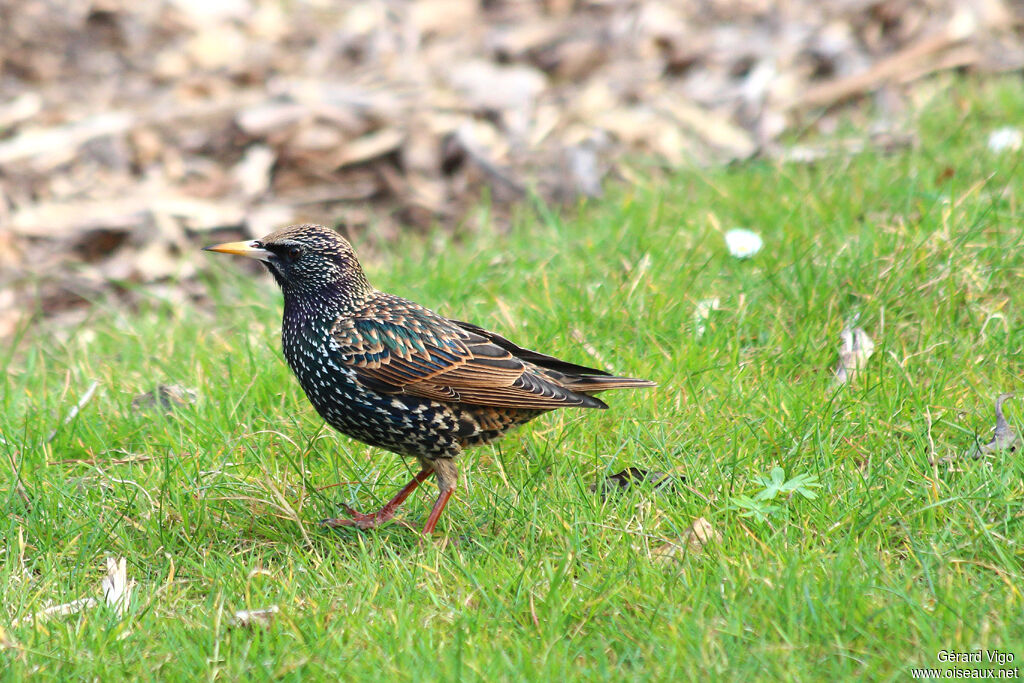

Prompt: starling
[205,224,655,534]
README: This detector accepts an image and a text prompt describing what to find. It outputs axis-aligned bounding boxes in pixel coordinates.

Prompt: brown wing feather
[331,295,602,409]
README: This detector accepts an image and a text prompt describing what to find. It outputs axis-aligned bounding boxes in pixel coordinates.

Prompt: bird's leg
[322,466,432,530]
[422,458,458,535]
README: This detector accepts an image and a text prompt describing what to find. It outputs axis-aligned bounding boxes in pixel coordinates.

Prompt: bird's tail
[563,374,657,393]
[559,374,656,410]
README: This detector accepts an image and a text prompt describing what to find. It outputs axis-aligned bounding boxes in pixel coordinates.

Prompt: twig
[789,10,977,111]
[47,381,99,442]
[12,598,98,626]
[48,451,191,467]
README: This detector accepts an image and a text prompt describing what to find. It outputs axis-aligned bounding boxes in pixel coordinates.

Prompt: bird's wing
[330,296,604,409]
[450,320,612,377]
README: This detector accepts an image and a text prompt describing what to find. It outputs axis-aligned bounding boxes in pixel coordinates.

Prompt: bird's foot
[320,504,398,530]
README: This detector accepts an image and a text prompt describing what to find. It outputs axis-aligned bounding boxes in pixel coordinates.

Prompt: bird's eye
[286,246,303,262]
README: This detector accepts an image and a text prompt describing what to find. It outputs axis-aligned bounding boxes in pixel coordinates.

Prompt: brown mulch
[1,0,1022,336]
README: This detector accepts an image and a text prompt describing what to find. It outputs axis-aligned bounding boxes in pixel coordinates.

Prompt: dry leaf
[652,517,722,562]
[0,111,134,168]
[969,392,1019,459]
[684,517,721,550]
[411,0,479,38]
[130,241,195,281]
[0,92,43,130]
[169,0,253,23]
[831,326,875,388]
[329,129,405,168]
[655,93,756,160]
[185,25,248,71]
[131,384,198,413]
[102,556,132,617]
[694,297,721,338]
[0,624,17,650]
[235,101,308,136]
[563,144,604,198]
[233,145,276,198]
[447,60,547,113]
[290,123,346,152]
[245,204,295,240]
[231,606,279,628]
[12,598,98,626]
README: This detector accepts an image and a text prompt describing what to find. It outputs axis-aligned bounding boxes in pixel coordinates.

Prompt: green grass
[3,77,1024,681]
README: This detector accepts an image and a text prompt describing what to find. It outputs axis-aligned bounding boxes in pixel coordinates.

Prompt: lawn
[2,77,1023,681]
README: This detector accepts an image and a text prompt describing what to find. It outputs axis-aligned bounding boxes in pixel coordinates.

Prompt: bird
[204,224,655,534]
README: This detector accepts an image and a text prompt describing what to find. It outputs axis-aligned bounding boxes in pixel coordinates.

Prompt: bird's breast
[279,317,461,457]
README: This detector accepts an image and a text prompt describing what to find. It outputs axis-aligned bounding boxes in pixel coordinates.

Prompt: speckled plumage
[205,224,655,533]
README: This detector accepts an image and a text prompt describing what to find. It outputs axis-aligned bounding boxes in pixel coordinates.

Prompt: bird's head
[204,224,372,298]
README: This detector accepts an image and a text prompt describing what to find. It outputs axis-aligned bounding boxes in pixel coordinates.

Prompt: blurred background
[0,0,1019,338]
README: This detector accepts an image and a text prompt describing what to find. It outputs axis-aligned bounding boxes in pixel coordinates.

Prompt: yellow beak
[202,240,273,261]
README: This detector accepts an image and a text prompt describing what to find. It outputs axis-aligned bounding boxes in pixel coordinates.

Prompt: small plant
[732,466,821,524]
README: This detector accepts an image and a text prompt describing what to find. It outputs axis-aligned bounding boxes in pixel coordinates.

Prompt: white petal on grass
[694,297,721,337]
[987,127,1023,153]
[102,557,132,617]
[724,228,763,258]
[831,326,875,388]
[231,605,279,628]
